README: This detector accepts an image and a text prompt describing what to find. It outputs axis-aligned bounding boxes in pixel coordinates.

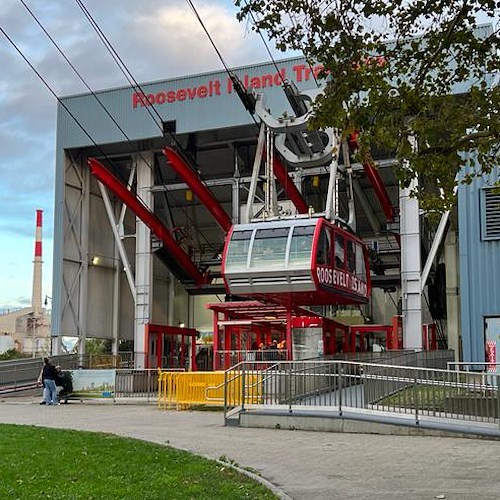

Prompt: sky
[0,0,296,312]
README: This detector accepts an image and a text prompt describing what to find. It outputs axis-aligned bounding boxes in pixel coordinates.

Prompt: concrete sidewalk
[1,399,499,499]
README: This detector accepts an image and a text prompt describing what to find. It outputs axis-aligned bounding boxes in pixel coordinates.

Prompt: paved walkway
[1,398,500,499]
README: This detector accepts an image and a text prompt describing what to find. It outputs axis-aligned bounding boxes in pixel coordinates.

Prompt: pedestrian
[37,357,58,405]
[55,365,73,403]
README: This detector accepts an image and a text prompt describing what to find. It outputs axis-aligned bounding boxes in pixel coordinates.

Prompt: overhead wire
[184,0,260,125]
[5,3,216,270]
[15,0,179,235]
[287,12,320,88]
[0,23,135,189]
[74,0,165,136]
[18,0,158,180]
[241,0,286,86]
[184,0,298,207]
[74,0,222,255]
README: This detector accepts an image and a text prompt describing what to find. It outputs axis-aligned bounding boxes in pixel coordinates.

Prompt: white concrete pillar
[400,177,423,350]
[134,152,154,368]
[445,230,461,360]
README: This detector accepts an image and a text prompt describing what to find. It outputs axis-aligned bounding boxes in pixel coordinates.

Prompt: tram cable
[18,0,159,182]
[16,0,181,239]
[184,0,311,208]
[0,24,132,186]
[74,0,164,135]
[73,0,223,256]
[1,10,217,280]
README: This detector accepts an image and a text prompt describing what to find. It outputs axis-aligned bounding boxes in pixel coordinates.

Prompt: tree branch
[418,130,500,157]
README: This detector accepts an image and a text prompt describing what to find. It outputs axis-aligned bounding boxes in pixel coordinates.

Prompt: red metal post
[213,310,219,370]
[180,333,185,369]
[191,335,197,371]
[422,324,429,351]
[88,157,207,286]
[286,308,293,360]
[163,147,232,233]
[157,331,163,369]
[145,324,150,369]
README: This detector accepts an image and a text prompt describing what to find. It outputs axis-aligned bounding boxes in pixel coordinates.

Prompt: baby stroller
[55,367,74,404]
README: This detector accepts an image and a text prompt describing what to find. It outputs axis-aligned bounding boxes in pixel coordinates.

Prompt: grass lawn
[0,424,277,499]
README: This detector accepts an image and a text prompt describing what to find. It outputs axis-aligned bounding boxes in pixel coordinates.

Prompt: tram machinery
[222,82,371,309]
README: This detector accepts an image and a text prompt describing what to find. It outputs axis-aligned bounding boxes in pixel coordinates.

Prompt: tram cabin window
[355,244,366,280]
[225,230,252,269]
[316,226,332,266]
[335,233,345,269]
[289,225,315,267]
[347,239,356,274]
[250,227,288,268]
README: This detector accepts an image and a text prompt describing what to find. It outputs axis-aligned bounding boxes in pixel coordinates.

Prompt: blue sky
[0,0,293,311]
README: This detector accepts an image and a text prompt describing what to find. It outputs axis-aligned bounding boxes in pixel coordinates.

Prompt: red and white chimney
[31,209,43,317]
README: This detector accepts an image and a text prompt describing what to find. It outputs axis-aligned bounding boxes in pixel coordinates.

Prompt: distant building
[0,307,51,355]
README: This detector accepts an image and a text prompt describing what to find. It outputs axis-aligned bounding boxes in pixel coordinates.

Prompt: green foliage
[0,424,277,499]
[235,0,499,211]
[85,338,112,354]
[0,349,29,361]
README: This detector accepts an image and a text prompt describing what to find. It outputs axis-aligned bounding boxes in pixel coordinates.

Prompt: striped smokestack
[31,209,43,317]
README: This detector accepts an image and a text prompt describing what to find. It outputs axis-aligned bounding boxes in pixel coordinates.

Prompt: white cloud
[0,0,296,307]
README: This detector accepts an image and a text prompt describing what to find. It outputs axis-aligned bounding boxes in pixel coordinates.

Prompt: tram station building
[51,54,499,369]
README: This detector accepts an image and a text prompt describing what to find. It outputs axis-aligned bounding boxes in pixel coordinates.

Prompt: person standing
[37,357,58,406]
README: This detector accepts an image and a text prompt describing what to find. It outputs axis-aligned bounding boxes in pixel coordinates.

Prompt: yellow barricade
[157,370,262,410]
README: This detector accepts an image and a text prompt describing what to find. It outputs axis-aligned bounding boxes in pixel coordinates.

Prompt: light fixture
[179,322,185,328]
[91,256,100,265]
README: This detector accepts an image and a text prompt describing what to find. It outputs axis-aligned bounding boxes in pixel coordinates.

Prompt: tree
[235,1,499,212]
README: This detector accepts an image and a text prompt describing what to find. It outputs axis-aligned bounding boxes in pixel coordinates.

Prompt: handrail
[223,354,499,430]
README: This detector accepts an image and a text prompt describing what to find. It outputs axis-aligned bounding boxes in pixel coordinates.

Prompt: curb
[216,458,293,500]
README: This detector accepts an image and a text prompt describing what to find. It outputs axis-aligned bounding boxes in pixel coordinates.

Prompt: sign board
[69,369,116,398]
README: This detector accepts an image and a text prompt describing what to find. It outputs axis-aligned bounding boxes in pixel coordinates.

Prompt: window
[355,244,366,281]
[315,226,332,265]
[346,239,356,273]
[289,225,315,266]
[334,233,345,269]
[225,230,252,270]
[250,227,289,268]
[481,187,500,240]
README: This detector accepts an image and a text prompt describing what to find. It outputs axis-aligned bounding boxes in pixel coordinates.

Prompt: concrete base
[240,412,499,440]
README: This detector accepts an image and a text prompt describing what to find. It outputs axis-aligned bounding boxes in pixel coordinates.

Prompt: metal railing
[447,361,500,372]
[114,369,159,402]
[0,353,133,395]
[0,354,80,394]
[216,349,288,368]
[224,357,500,430]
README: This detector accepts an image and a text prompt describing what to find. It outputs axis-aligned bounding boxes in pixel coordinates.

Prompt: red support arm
[88,157,207,286]
[273,153,309,214]
[163,147,232,233]
[348,133,395,222]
